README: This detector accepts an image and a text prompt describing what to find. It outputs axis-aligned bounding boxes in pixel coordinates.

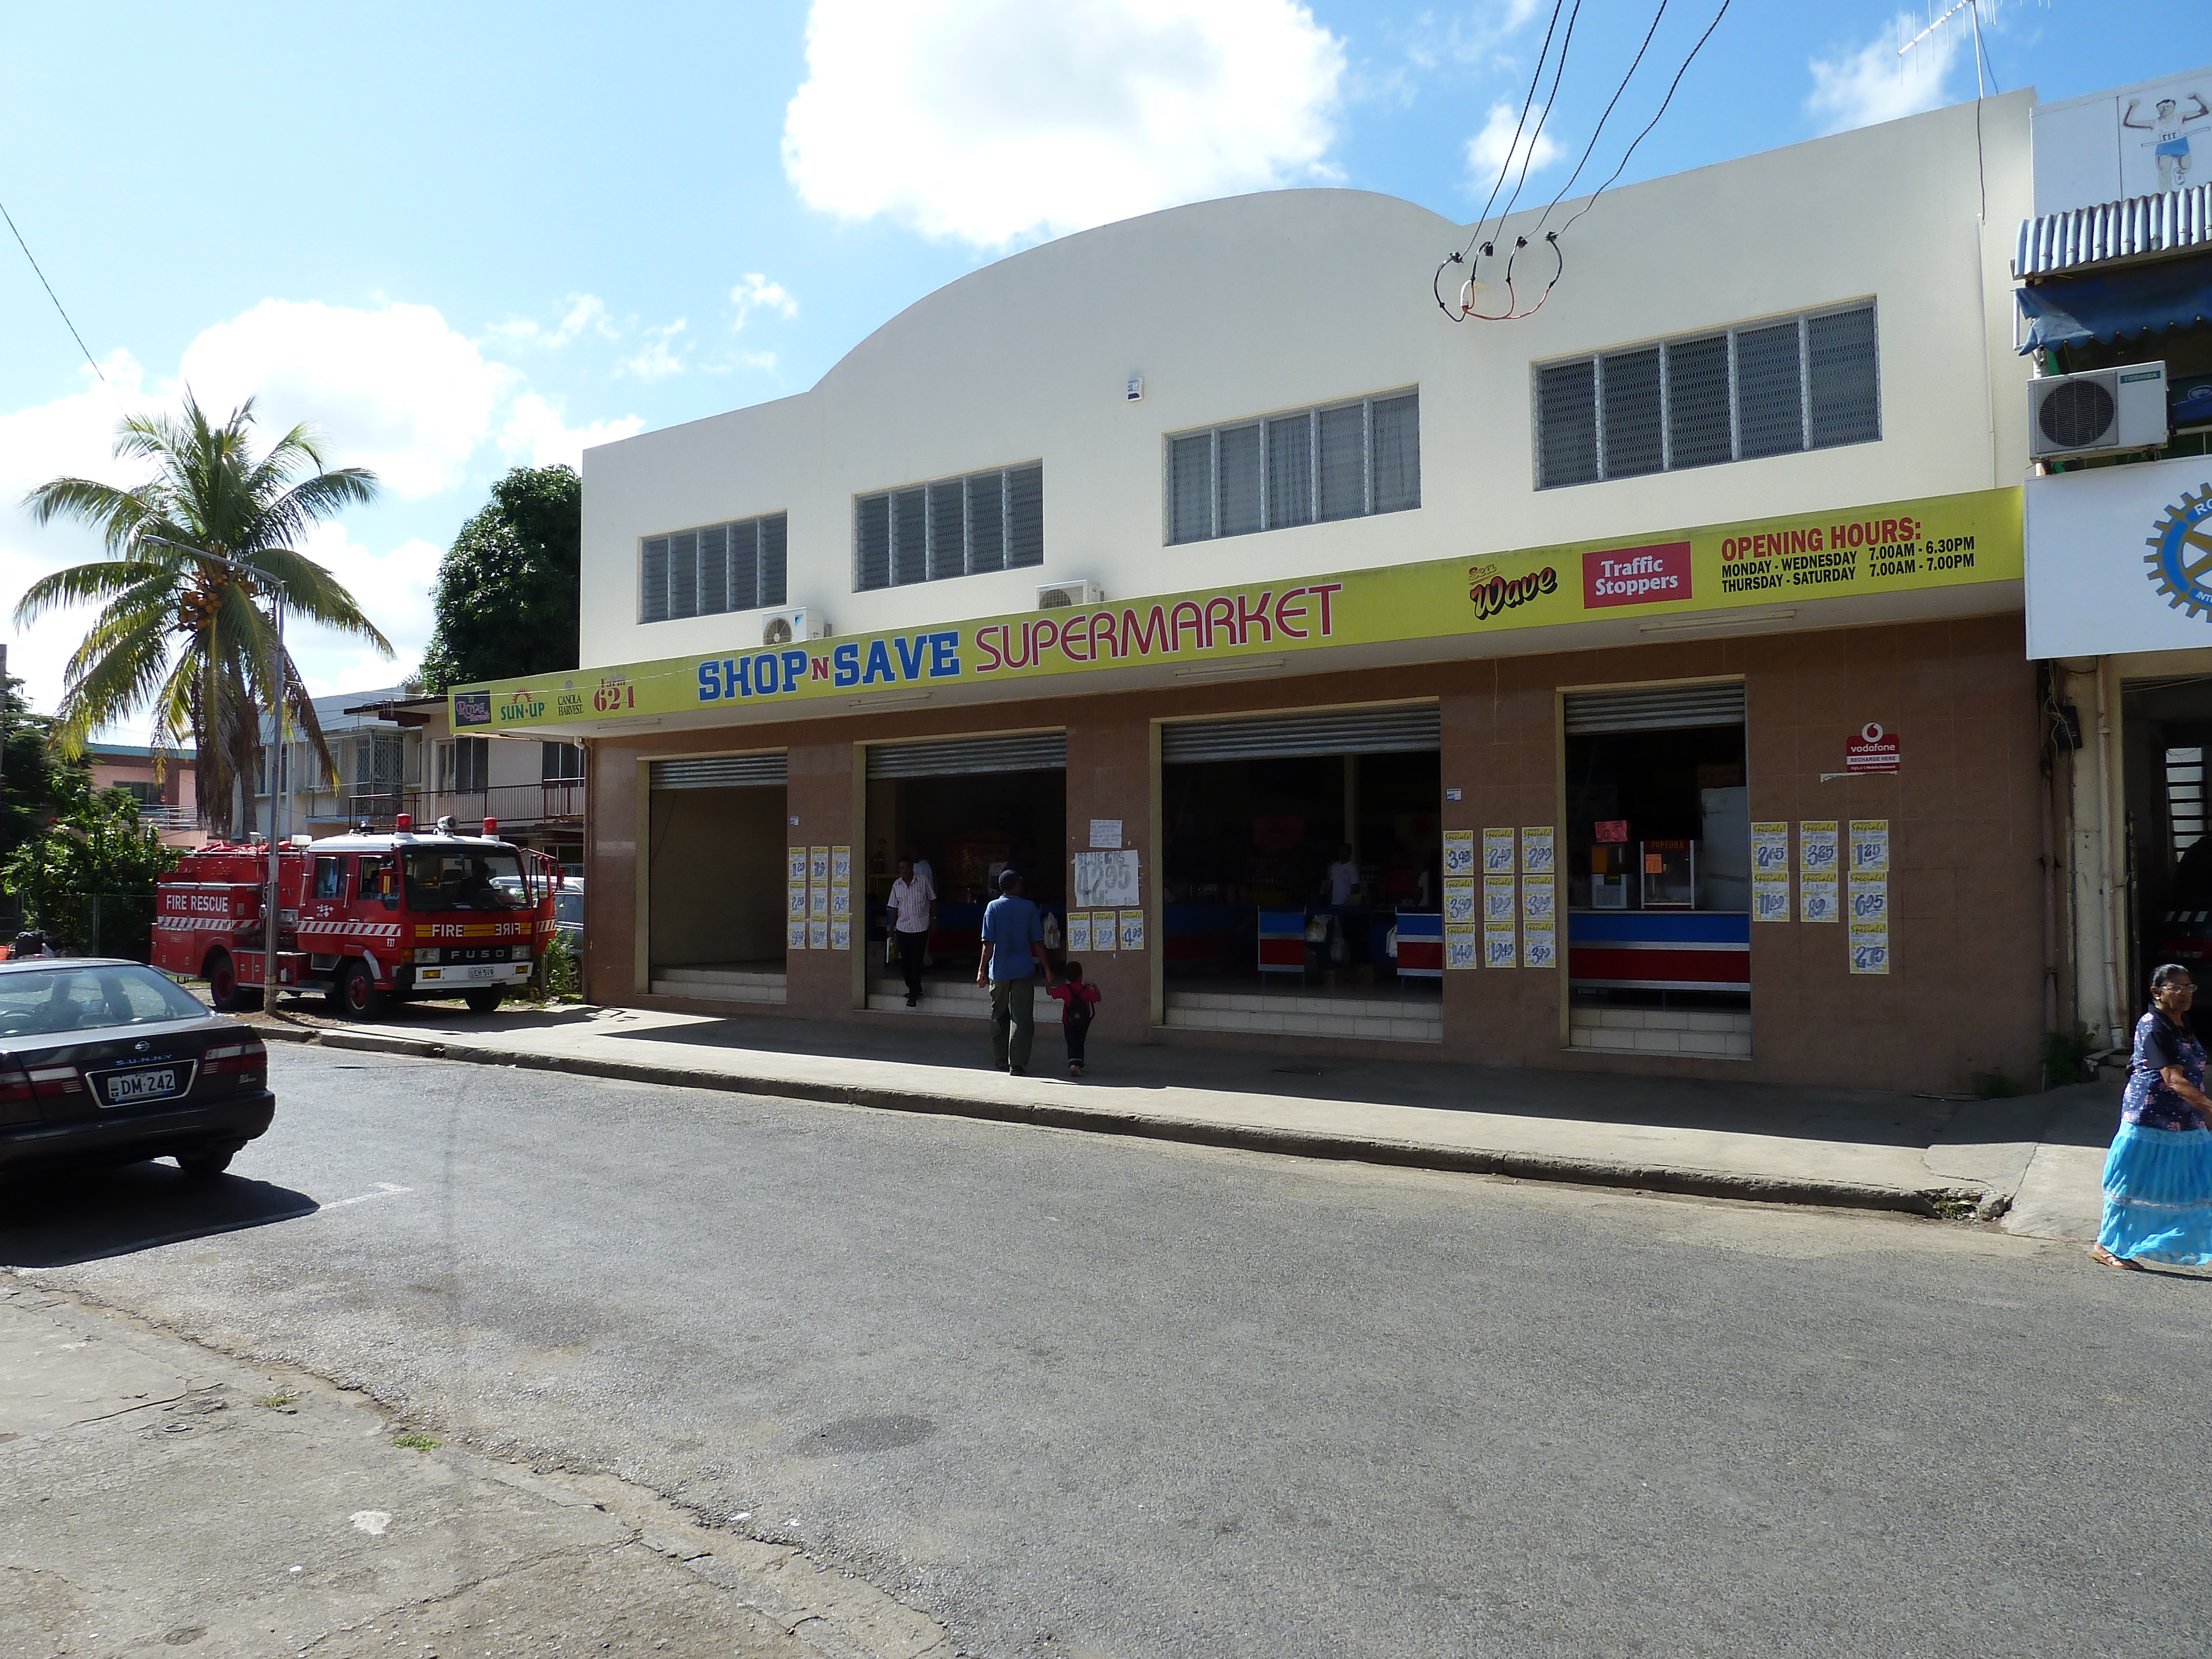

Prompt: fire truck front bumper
[407,960,534,990]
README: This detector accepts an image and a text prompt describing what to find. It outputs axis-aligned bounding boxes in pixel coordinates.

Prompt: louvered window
[638,513,789,624]
[853,462,1043,592]
[1167,388,1419,546]
[1535,302,1879,489]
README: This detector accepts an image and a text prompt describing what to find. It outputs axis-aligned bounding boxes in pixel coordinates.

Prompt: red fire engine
[154,815,561,1018]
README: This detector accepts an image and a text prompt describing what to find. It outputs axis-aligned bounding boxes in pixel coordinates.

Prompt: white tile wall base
[868,979,989,1019]
[1568,1006,1752,1057]
[650,966,787,1005]
[1164,990,1442,1043]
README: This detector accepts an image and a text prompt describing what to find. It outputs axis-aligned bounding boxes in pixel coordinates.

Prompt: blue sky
[0,1,2200,733]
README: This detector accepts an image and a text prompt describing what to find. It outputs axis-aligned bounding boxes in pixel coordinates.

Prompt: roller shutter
[650,753,788,790]
[1161,704,1439,764]
[1563,682,1745,735]
[866,732,1067,779]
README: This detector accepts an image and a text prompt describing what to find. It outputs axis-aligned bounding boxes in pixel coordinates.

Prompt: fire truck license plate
[102,1068,180,1106]
[466,966,498,979]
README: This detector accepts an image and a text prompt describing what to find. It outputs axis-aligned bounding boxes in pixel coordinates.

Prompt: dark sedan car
[0,957,273,1180]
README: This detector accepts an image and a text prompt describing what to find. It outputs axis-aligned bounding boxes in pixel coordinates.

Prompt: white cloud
[781,0,1347,246]
[0,295,642,735]
[484,294,619,350]
[500,393,646,469]
[730,274,799,330]
[1467,99,1561,185]
[618,319,690,380]
[1400,1,1545,72]
[178,300,511,499]
[1807,13,1963,135]
[285,521,438,698]
[737,350,779,373]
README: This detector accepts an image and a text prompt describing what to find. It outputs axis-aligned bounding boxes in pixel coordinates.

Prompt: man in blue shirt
[977,868,1054,1076]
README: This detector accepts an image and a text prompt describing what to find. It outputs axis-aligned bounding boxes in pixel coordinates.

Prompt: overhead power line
[0,194,108,385]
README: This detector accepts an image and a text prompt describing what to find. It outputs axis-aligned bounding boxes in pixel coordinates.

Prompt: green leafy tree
[0,672,92,868]
[2,776,180,959]
[16,394,394,838]
[419,465,582,692]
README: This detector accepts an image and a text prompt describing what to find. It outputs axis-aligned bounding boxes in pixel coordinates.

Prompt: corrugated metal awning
[650,753,787,790]
[1161,704,1439,763]
[2016,185,2212,277]
[1564,682,1744,735]
[867,732,1066,779]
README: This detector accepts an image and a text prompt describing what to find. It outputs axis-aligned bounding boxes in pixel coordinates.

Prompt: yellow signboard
[451,486,2021,732]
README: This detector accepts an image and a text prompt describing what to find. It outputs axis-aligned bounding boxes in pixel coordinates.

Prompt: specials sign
[455,486,2022,731]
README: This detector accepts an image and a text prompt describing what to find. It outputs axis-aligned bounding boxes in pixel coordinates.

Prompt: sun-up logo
[2145,483,2212,620]
[1583,541,1692,609]
[498,687,546,722]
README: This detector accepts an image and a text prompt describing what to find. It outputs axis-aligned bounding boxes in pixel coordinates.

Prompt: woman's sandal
[2090,1244,2144,1271]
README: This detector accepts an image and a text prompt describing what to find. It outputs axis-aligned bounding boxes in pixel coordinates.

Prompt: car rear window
[0,964,210,1037]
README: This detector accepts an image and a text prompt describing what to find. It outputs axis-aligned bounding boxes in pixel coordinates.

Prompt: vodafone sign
[1845,722,1901,774]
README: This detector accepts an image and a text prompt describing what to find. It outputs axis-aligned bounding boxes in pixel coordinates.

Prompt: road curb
[262,1022,1979,1218]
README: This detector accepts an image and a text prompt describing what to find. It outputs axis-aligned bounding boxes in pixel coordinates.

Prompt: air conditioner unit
[1036,580,1102,609]
[2029,363,2168,460]
[760,608,827,646]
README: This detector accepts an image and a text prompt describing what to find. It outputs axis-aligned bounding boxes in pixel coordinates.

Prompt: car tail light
[0,1062,36,1125]
[203,1039,268,1086]
[25,1063,84,1100]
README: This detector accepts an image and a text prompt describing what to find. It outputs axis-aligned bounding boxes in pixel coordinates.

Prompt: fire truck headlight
[414,947,442,965]
[511,944,532,961]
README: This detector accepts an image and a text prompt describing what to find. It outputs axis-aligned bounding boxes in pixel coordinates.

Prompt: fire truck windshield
[400,849,531,913]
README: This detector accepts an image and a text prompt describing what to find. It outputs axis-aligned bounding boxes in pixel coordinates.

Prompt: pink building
[85,742,205,849]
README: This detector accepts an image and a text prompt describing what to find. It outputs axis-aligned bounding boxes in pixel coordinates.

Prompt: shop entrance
[864,733,1067,1015]
[646,752,787,1004]
[2122,676,2212,1040]
[1161,706,1441,1041]
[1562,684,1752,1059]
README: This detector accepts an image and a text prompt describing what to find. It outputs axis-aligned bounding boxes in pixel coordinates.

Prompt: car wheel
[463,989,504,1015]
[177,1144,238,1179]
[206,950,243,1012]
[337,961,383,1019]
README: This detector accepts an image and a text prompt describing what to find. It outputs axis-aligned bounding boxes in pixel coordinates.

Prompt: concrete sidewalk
[0,1278,951,1659]
[243,998,2122,1226]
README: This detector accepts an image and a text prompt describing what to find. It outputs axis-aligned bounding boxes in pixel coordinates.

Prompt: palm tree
[17,394,394,838]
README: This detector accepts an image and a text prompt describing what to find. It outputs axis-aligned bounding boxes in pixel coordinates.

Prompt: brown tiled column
[1064,709,1154,1042]
[786,738,859,1016]
[582,740,641,1003]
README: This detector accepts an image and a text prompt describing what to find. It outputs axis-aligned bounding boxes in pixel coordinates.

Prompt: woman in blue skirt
[2094,963,2212,1270]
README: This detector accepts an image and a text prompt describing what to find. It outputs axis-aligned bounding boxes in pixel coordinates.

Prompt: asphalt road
[6,1046,2208,1659]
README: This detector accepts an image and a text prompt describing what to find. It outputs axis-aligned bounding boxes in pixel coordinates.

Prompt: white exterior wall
[578,94,2032,676]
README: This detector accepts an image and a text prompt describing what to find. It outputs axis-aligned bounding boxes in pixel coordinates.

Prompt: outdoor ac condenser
[2028,363,2168,459]
[1036,580,1103,609]
[760,608,827,645]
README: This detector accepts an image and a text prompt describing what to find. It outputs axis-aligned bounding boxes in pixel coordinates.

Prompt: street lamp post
[145,536,291,1008]
[263,593,286,1008]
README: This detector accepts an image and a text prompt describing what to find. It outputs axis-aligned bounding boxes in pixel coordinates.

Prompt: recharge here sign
[452,486,2021,731]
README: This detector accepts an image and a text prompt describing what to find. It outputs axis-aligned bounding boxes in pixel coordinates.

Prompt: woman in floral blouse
[2094,963,2212,1270]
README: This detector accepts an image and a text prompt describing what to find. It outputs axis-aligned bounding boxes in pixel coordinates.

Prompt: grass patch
[392,1431,442,1452]
[254,1389,300,1409]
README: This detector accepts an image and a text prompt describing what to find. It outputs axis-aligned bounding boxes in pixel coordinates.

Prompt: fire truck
[154,815,562,1018]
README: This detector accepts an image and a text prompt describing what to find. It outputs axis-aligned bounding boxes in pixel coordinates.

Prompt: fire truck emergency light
[395,813,413,832]
[482,818,498,837]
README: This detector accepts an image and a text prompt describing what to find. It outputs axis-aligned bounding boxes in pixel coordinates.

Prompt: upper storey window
[854,463,1043,592]
[1166,388,1420,547]
[1534,302,1879,490]
[640,513,788,624]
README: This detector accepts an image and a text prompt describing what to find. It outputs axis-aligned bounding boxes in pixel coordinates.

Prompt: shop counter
[1567,910,1750,992]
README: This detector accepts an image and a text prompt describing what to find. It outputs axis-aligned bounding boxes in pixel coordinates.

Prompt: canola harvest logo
[2145,483,2212,619]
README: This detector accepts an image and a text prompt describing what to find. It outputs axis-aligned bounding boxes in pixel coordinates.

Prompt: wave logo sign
[2144,483,2212,619]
